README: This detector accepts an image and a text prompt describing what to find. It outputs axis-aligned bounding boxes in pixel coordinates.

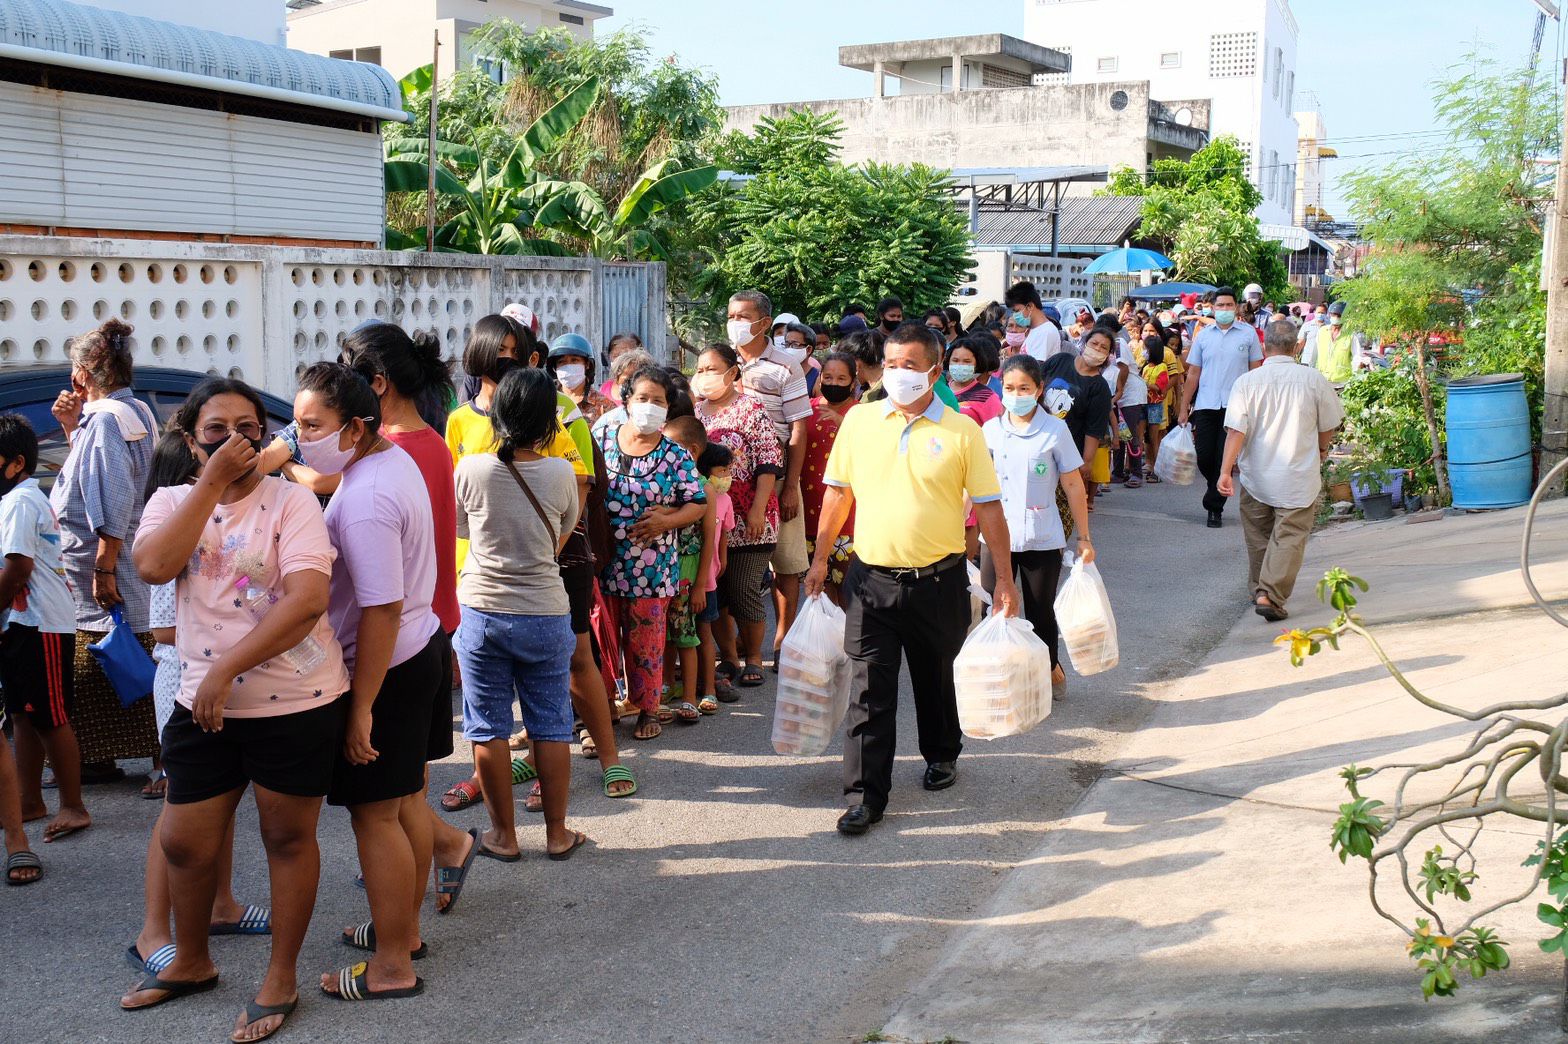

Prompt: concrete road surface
[0,478,1248,1044]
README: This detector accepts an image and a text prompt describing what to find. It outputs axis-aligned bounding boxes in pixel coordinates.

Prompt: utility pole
[1545,51,1568,494]
[425,30,440,253]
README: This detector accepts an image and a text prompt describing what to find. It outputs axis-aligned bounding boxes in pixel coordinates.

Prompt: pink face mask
[1004,330,1027,349]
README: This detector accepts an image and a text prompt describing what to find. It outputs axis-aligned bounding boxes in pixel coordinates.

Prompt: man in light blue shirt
[1178,286,1263,528]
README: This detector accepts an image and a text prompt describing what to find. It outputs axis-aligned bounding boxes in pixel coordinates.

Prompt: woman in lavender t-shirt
[293,363,447,1005]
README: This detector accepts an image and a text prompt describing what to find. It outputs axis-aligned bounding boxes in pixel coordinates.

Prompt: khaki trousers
[1239,489,1316,607]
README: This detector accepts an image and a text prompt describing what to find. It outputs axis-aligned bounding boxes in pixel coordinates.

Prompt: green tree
[1103,136,1289,298]
[1334,56,1557,502]
[687,110,972,337]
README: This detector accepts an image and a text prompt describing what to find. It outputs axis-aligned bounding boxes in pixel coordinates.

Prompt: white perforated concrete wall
[0,237,666,398]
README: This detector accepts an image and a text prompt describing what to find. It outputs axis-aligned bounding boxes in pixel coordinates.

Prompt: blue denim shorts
[455,606,576,744]
[697,589,719,624]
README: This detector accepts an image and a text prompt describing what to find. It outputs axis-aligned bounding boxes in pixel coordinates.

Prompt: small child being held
[0,413,85,868]
[695,442,735,709]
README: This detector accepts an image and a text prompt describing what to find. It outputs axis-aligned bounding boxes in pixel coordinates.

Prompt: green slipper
[602,764,638,799]
[510,758,537,786]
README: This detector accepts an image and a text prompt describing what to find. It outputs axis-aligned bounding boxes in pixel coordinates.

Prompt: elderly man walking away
[806,325,1020,837]
[1178,286,1263,528]
[1217,320,1345,622]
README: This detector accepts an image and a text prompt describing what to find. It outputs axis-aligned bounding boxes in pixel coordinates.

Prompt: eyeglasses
[199,422,263,442]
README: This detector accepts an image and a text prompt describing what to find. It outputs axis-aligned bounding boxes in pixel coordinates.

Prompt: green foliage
[383,23,722,263]
[1419,846,1477,903]
[1337,55,1555,454]
[1524,831,1568,953]
[1338,357,1444,496]
[1331,795,1388,864]
[1102,137,1287,299]
[1408,921,1510,1000]
[688,110,973,335]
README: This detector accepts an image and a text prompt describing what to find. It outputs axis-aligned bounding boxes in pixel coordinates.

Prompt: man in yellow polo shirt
[806,324,1020,836]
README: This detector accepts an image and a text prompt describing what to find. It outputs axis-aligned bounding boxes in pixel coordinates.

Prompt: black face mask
[881,318,899,332]
[819,383,855,404]
[489,357,520,382]
[198,436,264,462]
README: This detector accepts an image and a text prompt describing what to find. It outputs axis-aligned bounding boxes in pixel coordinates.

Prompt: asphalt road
[0,477,1250,1044]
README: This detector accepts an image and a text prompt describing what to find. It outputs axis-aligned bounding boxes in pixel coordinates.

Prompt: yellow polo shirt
[824,398,1000,568]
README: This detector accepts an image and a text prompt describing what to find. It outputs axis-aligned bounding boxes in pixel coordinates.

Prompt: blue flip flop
[209,905,270,936]
[125,942,176,975]
[436,828,481,916]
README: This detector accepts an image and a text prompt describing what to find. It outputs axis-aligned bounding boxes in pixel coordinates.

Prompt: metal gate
[602,262,650,357]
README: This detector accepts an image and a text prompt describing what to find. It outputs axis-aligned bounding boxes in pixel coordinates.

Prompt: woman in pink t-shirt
[126,378,348,1039]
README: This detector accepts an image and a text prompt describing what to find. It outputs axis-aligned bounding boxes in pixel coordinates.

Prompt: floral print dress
[695,392,783,549]
[596,431,706,599]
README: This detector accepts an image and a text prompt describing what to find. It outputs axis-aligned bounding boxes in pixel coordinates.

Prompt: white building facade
[287,0,612,81]
[1294,108,1334,224]
[1022,0,1300,226]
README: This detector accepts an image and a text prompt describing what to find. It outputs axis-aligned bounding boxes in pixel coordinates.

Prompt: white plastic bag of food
[772,594,852,756]
[1154,423,1198,486]
[953,611,1053,739]
[1055,552,1119,676]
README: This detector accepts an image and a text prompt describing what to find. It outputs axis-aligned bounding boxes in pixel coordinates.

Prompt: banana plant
[531,158,717,260]
[382,77,603,253]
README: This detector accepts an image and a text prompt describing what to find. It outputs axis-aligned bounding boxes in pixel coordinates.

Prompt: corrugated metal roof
[0,0,402,118]
[971,195,1144,249]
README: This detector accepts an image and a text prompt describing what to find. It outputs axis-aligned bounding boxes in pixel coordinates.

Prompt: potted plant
[1349,456,1399,519]
[1323,458,1356,505]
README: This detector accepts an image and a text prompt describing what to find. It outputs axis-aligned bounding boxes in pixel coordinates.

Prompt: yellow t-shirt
[445,400,587,571]
[823,398,1000,568]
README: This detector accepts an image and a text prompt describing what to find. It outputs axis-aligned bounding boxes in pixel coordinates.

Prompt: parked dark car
[0,366,294,493]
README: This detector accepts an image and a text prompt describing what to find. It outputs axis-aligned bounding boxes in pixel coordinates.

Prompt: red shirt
[385,425,460,634]
[802,399,854,539]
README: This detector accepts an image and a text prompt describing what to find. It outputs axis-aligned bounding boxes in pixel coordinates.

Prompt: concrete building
[723,34,1209,177]
[1294,108,1335,224]
[1022,0,1300,226]
[287,0,612,81]
[66,0,285,45]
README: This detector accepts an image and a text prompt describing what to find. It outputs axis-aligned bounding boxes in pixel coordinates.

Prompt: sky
[598,0,1565,219]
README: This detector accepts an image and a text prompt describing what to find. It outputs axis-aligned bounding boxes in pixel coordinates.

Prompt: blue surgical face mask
[948,363,976,385]
[1215,309,1236,326]
[1200,307,1213,317]
[1002,392,1037,417]
[1011,311,1032,329]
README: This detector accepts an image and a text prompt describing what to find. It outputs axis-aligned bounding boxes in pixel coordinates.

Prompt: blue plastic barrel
[1446,374,1532,509]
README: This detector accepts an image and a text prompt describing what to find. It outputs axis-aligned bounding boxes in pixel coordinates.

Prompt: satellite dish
[1175,107,1193,126]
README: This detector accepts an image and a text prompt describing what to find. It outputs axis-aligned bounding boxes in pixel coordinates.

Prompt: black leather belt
[863,552,966,582]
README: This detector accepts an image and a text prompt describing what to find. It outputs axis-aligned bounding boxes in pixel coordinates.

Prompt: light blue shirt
[0,479,76,634]
[980,410,1083,552]
[1188,322,1263,411]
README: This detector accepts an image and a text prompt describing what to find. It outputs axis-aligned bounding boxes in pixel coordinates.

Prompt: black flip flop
[737,664,765,687]
[120,972,220,1011]
[475,841,522,863]
[322,962,425,1002]
[341,920,428,960]
[436,827,481,916]
[547,831,591,862]
[5,850,41,886]
[229,997,297,1043]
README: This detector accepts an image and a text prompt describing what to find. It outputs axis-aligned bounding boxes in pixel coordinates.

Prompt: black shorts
[560,561,594,636]
[162,696,348,805]
[0,626,75,730]
[328,629,453,807]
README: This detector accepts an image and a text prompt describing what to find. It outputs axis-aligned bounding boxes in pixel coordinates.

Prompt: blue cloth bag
[87,605,156,708]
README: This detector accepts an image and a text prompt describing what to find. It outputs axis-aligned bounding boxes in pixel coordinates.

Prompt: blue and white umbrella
[1083,247,1176,276]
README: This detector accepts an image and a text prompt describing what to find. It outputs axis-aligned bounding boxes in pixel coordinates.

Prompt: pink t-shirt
[705,490,734,594]
[138,477,349,719]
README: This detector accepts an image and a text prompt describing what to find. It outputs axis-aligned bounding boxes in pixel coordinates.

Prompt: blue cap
[837,315,868,334]
[1041,305,1061,323]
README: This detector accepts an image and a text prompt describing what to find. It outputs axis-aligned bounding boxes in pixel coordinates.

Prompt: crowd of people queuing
[0,274,1340,1040]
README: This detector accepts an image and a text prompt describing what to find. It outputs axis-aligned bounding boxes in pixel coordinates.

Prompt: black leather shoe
[1206,510,1223,529]
[923,761,959,791]
[837,804,883,836]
